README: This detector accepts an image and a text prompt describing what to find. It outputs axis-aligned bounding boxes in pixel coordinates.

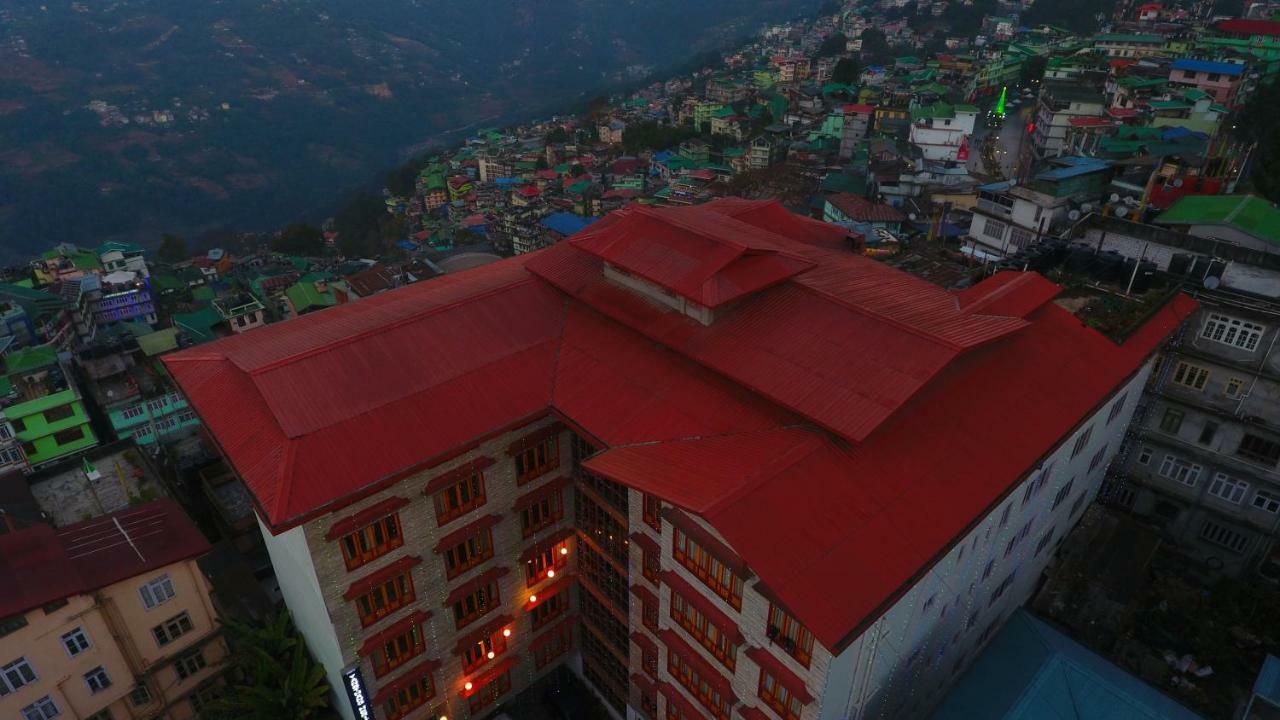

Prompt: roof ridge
[703,429,828,517]
[793,280,968,352]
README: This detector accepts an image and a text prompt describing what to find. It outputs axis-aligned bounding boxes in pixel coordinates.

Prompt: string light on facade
[529,594,537,603]
[502,628,511,638]
[464,681,473,692]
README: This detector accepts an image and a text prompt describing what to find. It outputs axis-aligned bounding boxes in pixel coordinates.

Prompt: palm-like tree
[206,611,332,720]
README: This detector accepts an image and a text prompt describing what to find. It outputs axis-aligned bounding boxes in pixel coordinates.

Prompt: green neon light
[995,86,1007,117]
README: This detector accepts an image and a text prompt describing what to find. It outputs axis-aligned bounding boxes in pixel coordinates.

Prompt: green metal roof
[173,305,224,344]
[4,345,57,374]
[137,328,180,357]
[1154,194,1280,246]
[1095,34,1164,43]
[911,102,955,121]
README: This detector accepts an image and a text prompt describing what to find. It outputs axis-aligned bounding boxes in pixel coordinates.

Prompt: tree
[1019,56,1048,86]
[832,57,861,85]
[859,29,892,66]
[584,95,610,122]
[271,223,325,256]
[205,612,331,720]
[816,33,847,58]
[544,126,570,144]
[157,233,188,263]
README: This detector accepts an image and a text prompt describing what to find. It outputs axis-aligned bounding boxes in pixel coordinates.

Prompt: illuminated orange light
[529,594,538,603]
[502,628,511,638]
[547,569,556,578]
[560,546,568,555]
[464,681,473,691]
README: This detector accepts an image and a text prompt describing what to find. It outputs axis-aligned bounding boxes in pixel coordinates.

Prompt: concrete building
[1167,58,1245,106]
[1030,82,1107,159]
[2,345,98,471]
[0,499,227,720]
[968,158,1112,257]
[908,102,978,162]
[167,200,1192,720]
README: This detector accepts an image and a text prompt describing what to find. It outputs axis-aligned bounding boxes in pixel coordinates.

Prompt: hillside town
[2,1,1280,720]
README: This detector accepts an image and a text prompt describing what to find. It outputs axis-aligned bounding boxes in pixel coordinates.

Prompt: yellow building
[0,499,227,720]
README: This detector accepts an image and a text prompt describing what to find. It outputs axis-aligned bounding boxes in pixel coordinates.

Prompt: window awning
[442,566,509,607]
[370,657,442,705]
[325,496,410,540]
[422,456,495,496]
[433,514,503,553]
[343,555,421,600]
[630,630,658,656]
[512,475,572,510]
[518,526,576,562]
[452,613,514,655]
[525,572,575,610]
[662,507,751,577]
[662,570,745,644]
[358,609,432,656]
[459,655,519,698]
[658,681,711,720]
[630,582,659,608]
[528,617,573,651]
[746,646,813,704]
[658,629,737,703]
[629,530,659,555]
[631,672,657,696]
[738,707,771,720]
[506,420,564,456]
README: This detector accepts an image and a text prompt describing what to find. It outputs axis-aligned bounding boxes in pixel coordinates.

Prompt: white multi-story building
[908,102,978,162]
[168,199,1192,720]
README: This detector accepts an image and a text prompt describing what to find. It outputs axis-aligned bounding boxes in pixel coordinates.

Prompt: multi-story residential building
[96,271,157,327]
[1092,33,1168,58]
[839,104,874,158]
[1030,81,1107,159]
[0,499,227,720]
[212,293,267,335]
[908,102,978,162]
[478,154,513,184]
[167,200,1192,720]
[2,345,98,471]
[1166,58,1245,106]
[747,136,782,171]
[0,300,36,353]
[98,241,150,278]
[968,157,1112,257]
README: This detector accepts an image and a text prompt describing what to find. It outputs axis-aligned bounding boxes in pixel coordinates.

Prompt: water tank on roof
[1092,250,1125,282]
[1066,244,1095,273]
[1131,260,1158,293]
[1167,253,1193,276]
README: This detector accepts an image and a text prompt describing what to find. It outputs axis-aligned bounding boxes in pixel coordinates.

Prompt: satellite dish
[1068,209,1081,220]
[1110,193,1121,202]
[908,212,918,221]
[1115,206,1129,218]
[1204,275,1221,290]
[1172,178,1184,187]
[1081,203,1093,212]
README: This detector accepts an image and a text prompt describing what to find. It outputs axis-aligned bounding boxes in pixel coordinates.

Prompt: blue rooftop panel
[1254,655,1280,704]
[1171,58,1245,76]
[541,212,596,237]
[931,610,1204,720]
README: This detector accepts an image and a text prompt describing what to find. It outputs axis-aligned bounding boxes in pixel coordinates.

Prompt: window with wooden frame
[520,488,564,538]
[461,629,507,674]
[432,472,485,526]
[643,494,661,532]
[355,572,415,627]
[371,624,425,678]
[759,668,803,720]
[641,544,660,585]
[524,542,569,586]
[668,649,731,720]
[766,604,814,669]
[641,590,659,631]
[672,526,744,610]
[452,581,498,629]
[532,623,573,669]
[443,528,493,579]
[466,670,511,714]
[1171,361,1210,391]
[671,591,738,671]
[339,513,403,572]
[515,437,559,484]
[641,640,658,677]
[382,670,435,720]
[530,591,568,631]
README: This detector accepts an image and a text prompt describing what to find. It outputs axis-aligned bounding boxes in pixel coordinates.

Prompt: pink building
[1168,58,1245,106]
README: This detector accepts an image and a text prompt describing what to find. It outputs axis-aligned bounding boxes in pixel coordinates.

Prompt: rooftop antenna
[113,517,147,563]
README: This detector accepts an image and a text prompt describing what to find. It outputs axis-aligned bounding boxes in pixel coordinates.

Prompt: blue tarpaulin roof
[931,610,1204,720]
[541,212,596,237]
[1171,58,1245,76]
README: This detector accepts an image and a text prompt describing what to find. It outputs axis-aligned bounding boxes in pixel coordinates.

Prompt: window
[188,685,221,714]
[452,581,498,629]
[1208,473,1249,504]
[1051,478,1075,510]
[152,612,194,647]
[355,572,415,627]
[1239,434,1280,466]
[52,425,86,445]
[44,404,75,422]
[84,666,112,693]
[998,503,1011,528]
[384,670,436,720]
[461,629,506,674]
[1199,422,1219,445]
[1034,527,1056,557]
[1069,492,1087,518]
[759,668,803,720]
[524,541,568,586]
[1253,489,1280,514]
[373,624,425,678]
[981,559,994,581]
[1200,520,1250,553]
[1107,393,1128,425]
[767,604,815,668]
[1225,377,1246,399]
[61,627,91,656]
[432,472,485,526]
[988,570,1017,606]
[1137,447,1153,465]
[532,622,573,669]
[129,684,153,706]
[520,488,564,538]
[641,542,660,584]
[1071,426,1092,458]
[672,526,744,610]
[669,649,732,720]
[670,590,738,670]
[530,590,568,631]
[21,697,59,720]
[514,437,559,483]
[1202,312,1264,350]
[643,494,662,532]
[0,447,20,466]
[443,527,493,579]
[466,670,511,714]
[1088,444,1109,473]
[1171,361,1210,390]
[339,513,403,571]
[139,574,176,610]
[982,217,1007,239]
[1,657,37,695]
[1158,455,1202,487]
[173,649,206,680]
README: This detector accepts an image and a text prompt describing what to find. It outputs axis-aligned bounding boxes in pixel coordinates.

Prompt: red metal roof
[0,499,210,618]
[1217,18,1280,37]
[167,199,1195,654]
[824,193,907,223]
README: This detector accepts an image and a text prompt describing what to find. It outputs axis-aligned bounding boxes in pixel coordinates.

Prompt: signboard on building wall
[342,663,373,720]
